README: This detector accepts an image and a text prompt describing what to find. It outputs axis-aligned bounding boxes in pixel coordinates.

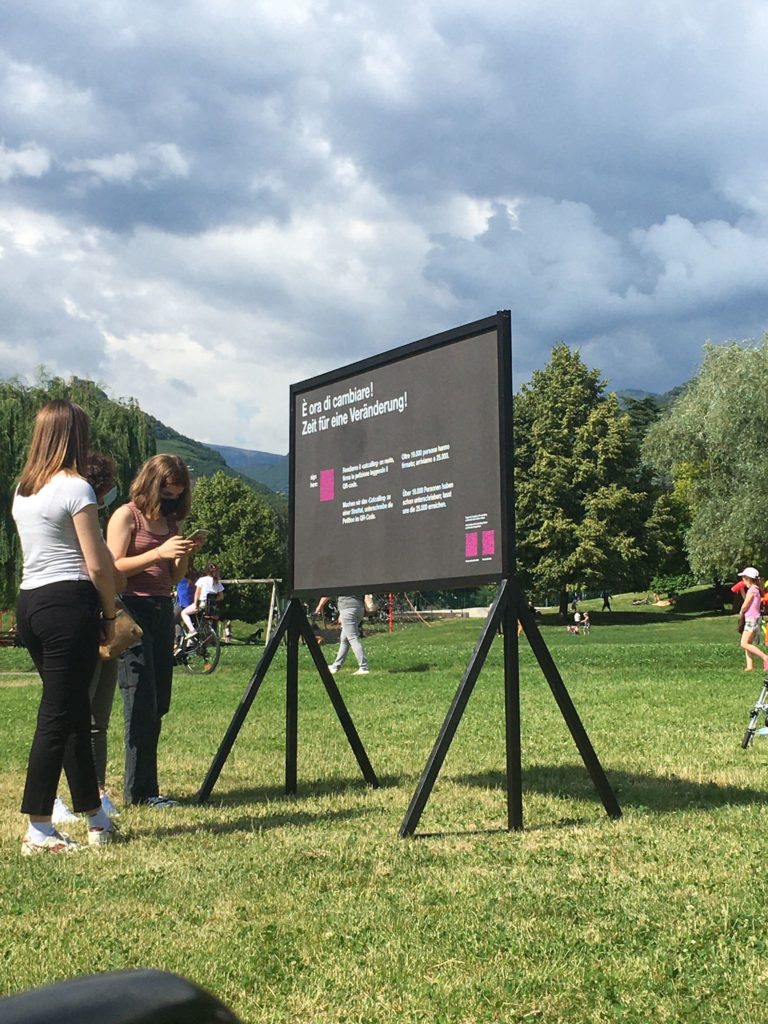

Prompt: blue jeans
[118,596,174,805]
[89,658,118,788]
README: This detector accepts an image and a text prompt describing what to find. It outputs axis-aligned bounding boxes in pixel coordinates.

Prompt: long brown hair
[129,454,191,521]
[17,400,91,496]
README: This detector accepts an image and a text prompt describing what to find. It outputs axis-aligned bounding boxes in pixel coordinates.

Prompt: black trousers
[16,580,101,816]
[118,595,174,805]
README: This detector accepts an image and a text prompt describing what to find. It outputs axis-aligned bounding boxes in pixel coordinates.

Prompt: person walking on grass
[737,567,768,673]
[107,454,199,808]
[314,594,369,675]
[12,401,119,854]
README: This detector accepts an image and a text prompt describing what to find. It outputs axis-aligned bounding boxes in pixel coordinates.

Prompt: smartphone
[186,529,208,545]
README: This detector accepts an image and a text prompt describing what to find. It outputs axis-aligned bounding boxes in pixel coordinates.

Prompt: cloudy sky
[1,1,766,453]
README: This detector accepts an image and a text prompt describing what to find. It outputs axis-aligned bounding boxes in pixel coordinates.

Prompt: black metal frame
[200,310,620,833]
[396,309,620,836]
[197,598,378,802]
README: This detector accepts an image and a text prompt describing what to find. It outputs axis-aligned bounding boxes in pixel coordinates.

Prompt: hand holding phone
[186,529,208,546]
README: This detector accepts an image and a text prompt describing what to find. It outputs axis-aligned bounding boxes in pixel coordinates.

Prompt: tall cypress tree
[514,345,654,613]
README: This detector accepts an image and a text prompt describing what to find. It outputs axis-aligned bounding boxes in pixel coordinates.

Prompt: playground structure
[218,578,281,645]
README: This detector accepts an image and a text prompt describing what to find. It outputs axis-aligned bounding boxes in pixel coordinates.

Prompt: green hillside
[208,444,288,493]
[149,415,288,516]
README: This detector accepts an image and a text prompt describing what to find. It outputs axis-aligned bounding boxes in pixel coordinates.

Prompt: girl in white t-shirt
[12,400,118,854]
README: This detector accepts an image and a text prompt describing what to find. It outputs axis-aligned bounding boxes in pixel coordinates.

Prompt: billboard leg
[514,583,622,821]
[197,601,294,804]
[286,607,300,795]
[198,599,378,804]
[399,581,510,837]
[503,585,523,831]
[297,611,379,787]
[399,576,621,837]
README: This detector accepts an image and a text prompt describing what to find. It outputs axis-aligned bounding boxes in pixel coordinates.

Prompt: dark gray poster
[290,321,509,595]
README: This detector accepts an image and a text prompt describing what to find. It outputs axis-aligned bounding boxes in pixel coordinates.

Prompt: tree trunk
[558,589,569,618]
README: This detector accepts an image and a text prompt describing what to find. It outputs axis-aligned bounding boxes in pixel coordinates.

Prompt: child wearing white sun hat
[737,567,768,673]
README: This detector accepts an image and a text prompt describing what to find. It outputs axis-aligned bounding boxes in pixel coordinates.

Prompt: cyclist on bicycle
[181,562,224,637]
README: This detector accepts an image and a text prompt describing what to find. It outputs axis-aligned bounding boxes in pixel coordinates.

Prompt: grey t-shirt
[337,594,364,612]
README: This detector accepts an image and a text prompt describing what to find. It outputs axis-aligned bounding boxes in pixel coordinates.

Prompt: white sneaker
[353,668,370,676]
[22,829,82,856]
[88,823,120,847]
[100,792,119,816]
[328,663,340,674]
[52,796,78,824]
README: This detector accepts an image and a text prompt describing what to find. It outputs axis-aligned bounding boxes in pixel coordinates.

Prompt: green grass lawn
[1,599,767,1022]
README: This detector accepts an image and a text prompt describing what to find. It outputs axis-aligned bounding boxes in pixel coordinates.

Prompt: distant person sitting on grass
[314,594,369,675]
[736,567,768,673]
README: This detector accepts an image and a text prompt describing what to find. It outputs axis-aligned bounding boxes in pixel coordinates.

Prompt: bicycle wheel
[742,717,758,749]
[184,628,221,675]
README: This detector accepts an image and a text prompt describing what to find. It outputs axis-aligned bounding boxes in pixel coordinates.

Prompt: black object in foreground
[0,969,241,1024]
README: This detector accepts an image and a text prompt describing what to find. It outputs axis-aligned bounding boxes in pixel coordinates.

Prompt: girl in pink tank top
[106,455,201,806]
[737,568,768,673]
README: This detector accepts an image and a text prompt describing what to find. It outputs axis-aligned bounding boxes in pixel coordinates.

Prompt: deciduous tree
[184,472,285,622]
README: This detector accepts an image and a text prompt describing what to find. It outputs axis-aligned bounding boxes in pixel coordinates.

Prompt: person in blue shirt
[174,568,196,648]
[176,570,196,613]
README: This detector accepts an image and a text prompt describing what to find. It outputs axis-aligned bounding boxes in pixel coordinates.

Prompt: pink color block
[482,530,496,556]
[465,532,478,558]
[319,469,335,502]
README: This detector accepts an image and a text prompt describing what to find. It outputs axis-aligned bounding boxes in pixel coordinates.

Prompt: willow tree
[643,338,768,581]
[0,375,155,607]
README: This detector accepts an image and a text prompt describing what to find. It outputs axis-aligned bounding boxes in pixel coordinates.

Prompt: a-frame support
[198,598,379,803]
[399,577,621,837]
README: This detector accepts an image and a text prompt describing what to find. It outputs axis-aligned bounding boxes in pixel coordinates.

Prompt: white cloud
[67,142,190,186]
[0,142,50,182]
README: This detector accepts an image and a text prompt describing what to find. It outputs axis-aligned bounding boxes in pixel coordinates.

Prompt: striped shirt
[122,502,178,598]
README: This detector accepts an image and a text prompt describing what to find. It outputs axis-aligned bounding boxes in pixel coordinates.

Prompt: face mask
[98,485,118,510]
[160,496,181,516]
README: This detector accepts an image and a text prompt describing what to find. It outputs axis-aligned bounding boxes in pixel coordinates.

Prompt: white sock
[87,807,112,831]
[28,821,57,842]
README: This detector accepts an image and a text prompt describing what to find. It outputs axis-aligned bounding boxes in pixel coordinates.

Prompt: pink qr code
[319,469,335,502]
[465,533,479,558]
[482,530,495,556]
